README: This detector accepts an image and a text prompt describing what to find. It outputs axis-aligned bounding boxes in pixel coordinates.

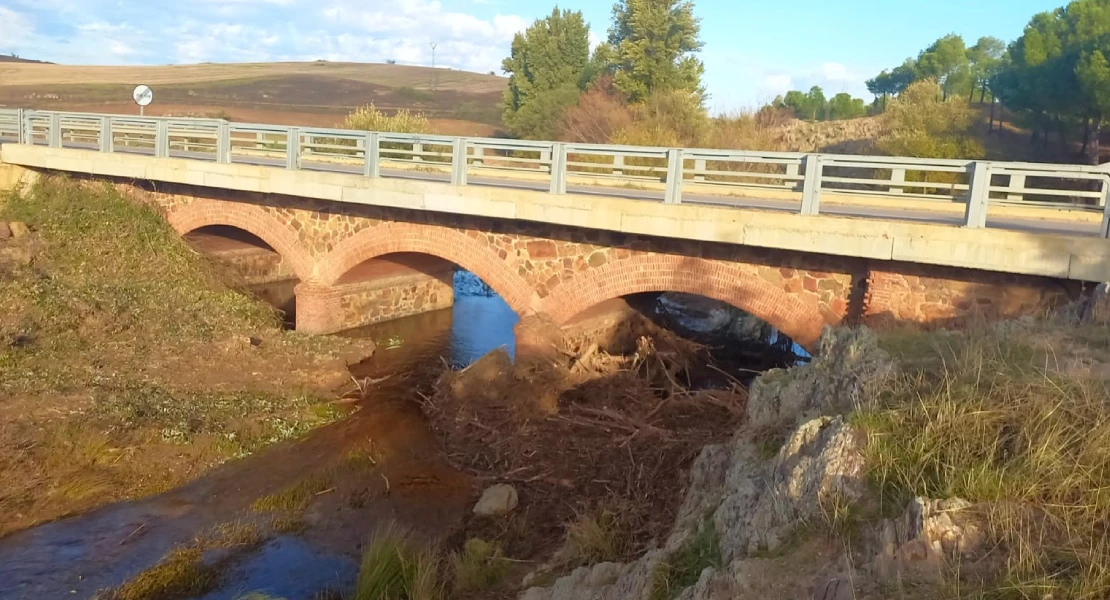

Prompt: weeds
[649,517,722,600]
[354,527,442,600]
[562,504,632,566]
[449,538,509,593]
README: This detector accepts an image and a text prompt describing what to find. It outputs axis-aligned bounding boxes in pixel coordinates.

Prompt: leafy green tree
[967,36,1006,103]
[502,8,593,139]
[605,0,704,102]
[878,79,983,159]
[915,34,971,100]
[829,93,867,120]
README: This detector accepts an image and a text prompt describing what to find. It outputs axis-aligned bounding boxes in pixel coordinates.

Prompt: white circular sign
[133,84,153,107]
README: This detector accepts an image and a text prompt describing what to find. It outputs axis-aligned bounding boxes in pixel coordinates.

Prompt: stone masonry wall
[112,180,1081,348]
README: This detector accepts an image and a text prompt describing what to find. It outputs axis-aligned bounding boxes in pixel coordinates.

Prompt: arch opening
[563,292,808,380]
[331,252,521,367]
[184,225,301,327]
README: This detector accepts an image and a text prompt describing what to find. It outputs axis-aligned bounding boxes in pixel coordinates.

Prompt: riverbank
[0,177,373,537]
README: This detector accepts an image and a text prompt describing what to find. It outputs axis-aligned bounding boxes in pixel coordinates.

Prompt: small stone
[249,336,263,347]
[0,222,10,241]
[8,222,29,239]
[473,484,518,516]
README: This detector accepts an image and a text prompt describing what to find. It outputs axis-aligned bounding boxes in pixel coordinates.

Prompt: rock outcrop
[519,327,894,600]
[746,327,895,430]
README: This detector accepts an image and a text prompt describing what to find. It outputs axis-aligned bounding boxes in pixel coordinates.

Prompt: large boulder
[746,327,895,430]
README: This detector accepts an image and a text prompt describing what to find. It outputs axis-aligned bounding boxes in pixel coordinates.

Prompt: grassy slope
[0,177,361,536]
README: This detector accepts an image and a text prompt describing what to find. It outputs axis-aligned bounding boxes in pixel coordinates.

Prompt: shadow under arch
[316,221,534,318]
[165,198,314,283]
[540,254,832,351]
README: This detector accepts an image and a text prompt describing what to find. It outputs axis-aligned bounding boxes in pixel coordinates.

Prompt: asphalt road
[1,135,1101,238]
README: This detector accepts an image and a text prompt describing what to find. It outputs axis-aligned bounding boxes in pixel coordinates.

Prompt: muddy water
[0,281,519,600]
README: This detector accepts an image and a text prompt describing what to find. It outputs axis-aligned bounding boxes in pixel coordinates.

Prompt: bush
[613,89,708,148]
[877,79,983,159]
[344,103,431,135]
[559,77,635,144]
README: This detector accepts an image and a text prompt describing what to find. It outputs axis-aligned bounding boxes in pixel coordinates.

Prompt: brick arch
[540,254,832,350]
[317,222,534,316]
[164,198,314,283]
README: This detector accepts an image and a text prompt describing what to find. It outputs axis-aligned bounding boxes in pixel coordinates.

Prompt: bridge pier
[296,254,456,334]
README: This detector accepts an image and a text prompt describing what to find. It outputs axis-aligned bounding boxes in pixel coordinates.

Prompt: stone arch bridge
[2,146,1102,352]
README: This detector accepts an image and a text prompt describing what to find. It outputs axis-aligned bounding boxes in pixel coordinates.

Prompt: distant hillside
[0,56,52,64]
[0,61,506,136]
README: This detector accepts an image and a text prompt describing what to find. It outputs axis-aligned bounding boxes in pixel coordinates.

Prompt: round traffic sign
[133,84,153,107]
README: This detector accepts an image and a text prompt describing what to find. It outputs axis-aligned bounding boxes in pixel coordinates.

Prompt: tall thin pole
[430,42,438,91]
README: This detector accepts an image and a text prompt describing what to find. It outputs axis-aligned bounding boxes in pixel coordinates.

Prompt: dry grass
[250,473,335,514]
[860,324,1110,598]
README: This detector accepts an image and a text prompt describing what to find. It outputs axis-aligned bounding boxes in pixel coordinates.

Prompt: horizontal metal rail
[2,108,1110,236]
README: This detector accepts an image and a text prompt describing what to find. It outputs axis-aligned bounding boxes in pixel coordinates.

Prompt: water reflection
[340,270,519,372]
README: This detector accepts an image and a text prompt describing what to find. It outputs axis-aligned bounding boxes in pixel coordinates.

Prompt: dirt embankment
[0,177,374,537]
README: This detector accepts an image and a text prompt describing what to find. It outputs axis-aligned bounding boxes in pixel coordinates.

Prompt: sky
[0,0,1067,113]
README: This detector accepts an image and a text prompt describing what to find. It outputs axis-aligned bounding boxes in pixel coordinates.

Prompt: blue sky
[0,0,1065,112]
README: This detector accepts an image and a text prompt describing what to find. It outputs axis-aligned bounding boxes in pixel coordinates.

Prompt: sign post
[133,84,153,116]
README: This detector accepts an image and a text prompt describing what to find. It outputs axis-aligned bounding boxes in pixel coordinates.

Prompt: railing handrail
[2,107,1109,238]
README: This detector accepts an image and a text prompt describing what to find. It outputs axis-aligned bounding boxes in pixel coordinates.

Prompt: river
[0,270,801,600]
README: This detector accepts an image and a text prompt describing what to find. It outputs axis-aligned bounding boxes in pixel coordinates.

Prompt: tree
[877,79,983,159]
[829,93,867,120]
[915,34,970,100]
[502,8,593,139]
[605,0,704,102]
[967,36,1006,103]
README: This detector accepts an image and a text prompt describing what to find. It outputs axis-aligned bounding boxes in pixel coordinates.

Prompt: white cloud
[0,6,35,48]
[1,0,532,74]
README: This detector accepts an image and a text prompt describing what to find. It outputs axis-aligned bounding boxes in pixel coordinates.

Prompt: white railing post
[549,143,567,194]
[800,154,823,215]
[472,145,484,167]
[613,154,624,176]
[964,161,991,228]
[99,117,112,152]
[365,132,380,178]
[540,149,552,173]
[15,109,25,144]
[889,167,906,194]
[1100,177,1110,238]
[785,162,799,189]
[1007,173,1026,201]
[694,158,706,182]
[155,120,169,158]
[49,113,61,148]
[286,127,300,170]
[451,138,468,186]
[664,149,685,204]
[413,141,423,162]
[217,122,231,164]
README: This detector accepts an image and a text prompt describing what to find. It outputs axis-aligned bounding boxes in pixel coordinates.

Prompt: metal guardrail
[2,108,1110,237]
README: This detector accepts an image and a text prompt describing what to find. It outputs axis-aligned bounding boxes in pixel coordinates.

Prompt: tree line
[868,0,1110,164]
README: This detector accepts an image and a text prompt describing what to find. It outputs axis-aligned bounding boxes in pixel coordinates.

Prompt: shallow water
[0,277,515,600]
[0,273,793,600]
